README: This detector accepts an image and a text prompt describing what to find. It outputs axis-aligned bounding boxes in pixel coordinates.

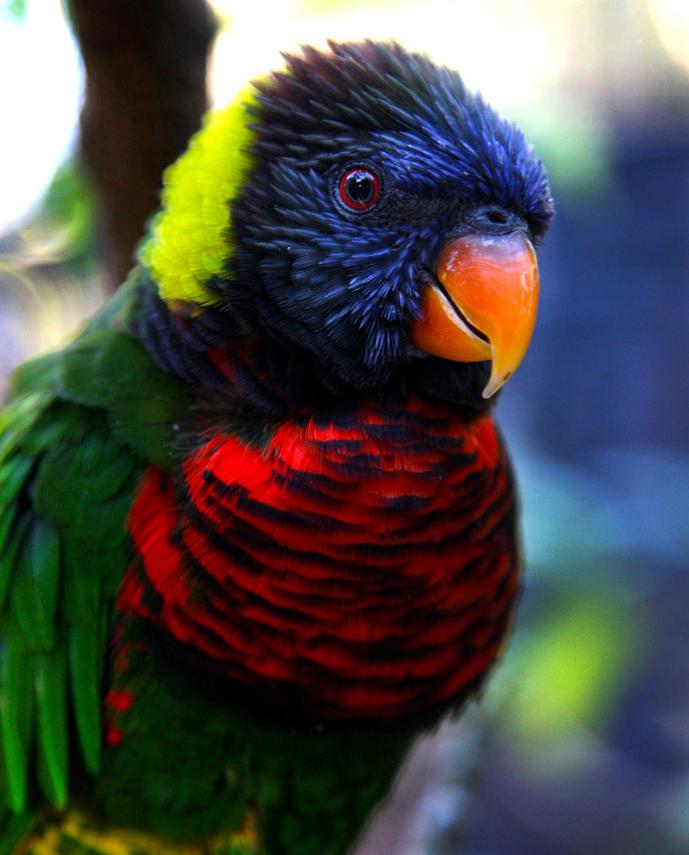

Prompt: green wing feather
[0,273,188,820]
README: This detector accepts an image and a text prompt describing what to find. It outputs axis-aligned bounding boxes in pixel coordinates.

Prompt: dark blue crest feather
[215,41,553,393]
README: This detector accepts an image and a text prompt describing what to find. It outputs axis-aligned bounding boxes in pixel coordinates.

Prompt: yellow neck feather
[138,90,257,307]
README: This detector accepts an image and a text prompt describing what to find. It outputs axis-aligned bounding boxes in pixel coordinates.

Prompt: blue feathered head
[223,41,553,394]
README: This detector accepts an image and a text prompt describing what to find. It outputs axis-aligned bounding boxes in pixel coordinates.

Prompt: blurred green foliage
[508,589,641,746]
[2,0,26,22]
[37,158,96,270]
[487,449,648,750]
[512,103,611,195]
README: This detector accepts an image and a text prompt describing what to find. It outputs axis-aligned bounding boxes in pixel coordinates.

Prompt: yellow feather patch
[139,91,257,307]
[24,807,261,854]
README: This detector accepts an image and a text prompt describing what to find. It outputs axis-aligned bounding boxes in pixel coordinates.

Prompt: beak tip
[482,369,512,399]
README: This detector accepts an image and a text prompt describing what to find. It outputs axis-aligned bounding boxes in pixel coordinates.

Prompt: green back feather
[0,274,188,817]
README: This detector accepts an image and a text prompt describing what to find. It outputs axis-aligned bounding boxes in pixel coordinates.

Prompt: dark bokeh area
[456,107,689,855]
[1,2,688,854]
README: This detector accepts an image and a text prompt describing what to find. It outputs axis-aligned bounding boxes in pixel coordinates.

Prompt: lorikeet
[0,42,552,855]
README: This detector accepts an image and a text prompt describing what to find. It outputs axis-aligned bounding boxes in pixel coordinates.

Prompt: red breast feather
[123,398,518,720]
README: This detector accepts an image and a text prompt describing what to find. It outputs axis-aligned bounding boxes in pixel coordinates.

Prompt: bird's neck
[132,273,493,419]
[132,275,349,413]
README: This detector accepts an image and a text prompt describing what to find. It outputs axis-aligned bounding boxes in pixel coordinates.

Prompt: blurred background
[1,1,687,852]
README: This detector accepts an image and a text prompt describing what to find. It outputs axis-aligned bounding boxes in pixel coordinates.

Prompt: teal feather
[0,455,33,592]
[9,353,59,399]
[0,637,33,812]
[0,453,33,507]
[58,328,188,468]
[69,622,103,775]
[34,648,68,810]
[0,517,28,610]
[0,392,51,463]
[11,519,60,651]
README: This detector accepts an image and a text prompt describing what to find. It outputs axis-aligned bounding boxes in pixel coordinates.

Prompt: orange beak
[410,232,540,398]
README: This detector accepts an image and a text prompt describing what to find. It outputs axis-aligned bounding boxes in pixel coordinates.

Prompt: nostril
[465,205,524,234]
[485,208,509,225]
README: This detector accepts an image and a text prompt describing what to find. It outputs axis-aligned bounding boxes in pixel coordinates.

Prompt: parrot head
[142,41,553,400]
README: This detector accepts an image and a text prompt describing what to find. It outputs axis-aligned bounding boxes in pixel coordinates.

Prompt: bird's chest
[124,401,518,719]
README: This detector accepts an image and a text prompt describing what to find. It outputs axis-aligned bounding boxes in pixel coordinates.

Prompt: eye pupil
[347,172,374,204]
[339,167,380,211]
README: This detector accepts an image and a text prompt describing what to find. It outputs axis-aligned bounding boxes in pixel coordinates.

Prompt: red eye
[338,167,380,211]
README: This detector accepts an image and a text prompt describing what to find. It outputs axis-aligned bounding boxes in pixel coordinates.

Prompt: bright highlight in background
[648,0,689,74]
[0,2,82,237]
[209,0,568,112]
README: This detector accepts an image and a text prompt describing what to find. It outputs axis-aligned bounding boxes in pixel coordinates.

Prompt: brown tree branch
[67,0,216,286]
